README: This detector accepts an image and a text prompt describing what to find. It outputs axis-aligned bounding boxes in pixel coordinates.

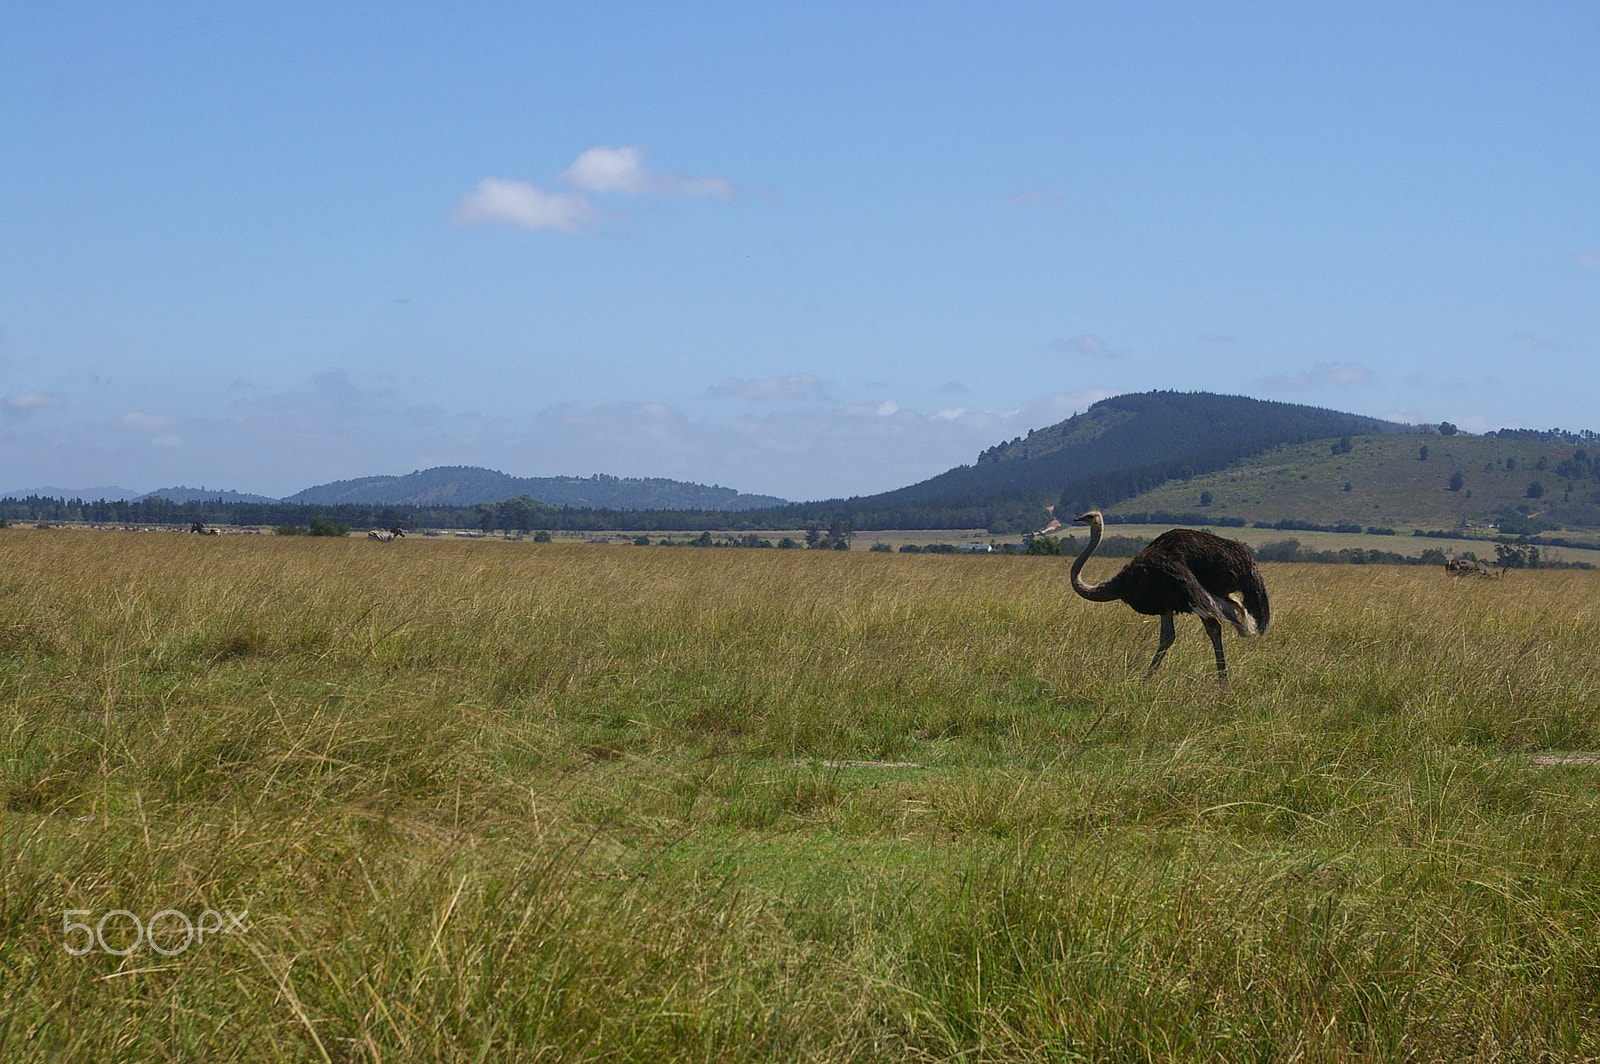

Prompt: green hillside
[778,391,1402,531]
[1104,432,1600,533]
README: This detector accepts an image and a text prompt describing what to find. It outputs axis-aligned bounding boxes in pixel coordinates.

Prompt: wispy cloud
[1050,334,1119,359]
[1384,405,1429,425]
[1510,332,1564,352]
[707,373,829,401]
[1259,361,1374,391]
[452,178,599,233]
[1573,249,1600,270]
[454,145,737,235]
[4,390,64,412]
[2,369,1115,505]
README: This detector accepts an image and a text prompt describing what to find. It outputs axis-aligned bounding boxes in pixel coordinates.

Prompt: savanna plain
[3,530,1600,1062]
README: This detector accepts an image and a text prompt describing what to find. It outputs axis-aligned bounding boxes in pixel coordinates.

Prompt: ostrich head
[1074,510,1103,526]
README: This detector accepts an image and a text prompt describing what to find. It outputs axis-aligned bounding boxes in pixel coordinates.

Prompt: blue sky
[3,3,1597,501]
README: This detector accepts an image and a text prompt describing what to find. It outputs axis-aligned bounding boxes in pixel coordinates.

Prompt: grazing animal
[1445,556,1496,577]
[368,526,406,542]
[1066,509,1270,688]
[190,521,219,535]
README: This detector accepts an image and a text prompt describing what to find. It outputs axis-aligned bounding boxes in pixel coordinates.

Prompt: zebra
[368,526,406,542]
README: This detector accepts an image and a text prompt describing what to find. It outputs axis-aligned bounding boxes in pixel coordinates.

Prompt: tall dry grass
[3,529,1599,1060]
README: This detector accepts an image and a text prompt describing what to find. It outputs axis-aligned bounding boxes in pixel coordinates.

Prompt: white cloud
[1259,361,1374,391]
[453,146,737,236]
[1050,334,1118,359]
[4,390,64,412]
[875,400,899,416]
[560,145,737,200]
[707,373,829,401]
[452,178,598,233]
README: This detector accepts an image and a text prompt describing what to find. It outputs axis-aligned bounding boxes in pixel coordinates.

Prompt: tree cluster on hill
[1107,511,1247,528]
[1488,427,1600,446]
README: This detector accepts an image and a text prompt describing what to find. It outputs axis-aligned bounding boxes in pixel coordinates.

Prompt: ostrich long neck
[1070,515,1120,602]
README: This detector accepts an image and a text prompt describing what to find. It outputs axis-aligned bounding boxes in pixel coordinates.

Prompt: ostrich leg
[1146,613,1177,677]
[1201,617,1229,690]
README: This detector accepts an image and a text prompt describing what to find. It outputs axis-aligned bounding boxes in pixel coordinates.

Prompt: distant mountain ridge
[286,467,788,511]
[4,470,787,511]
[1,485,144,502]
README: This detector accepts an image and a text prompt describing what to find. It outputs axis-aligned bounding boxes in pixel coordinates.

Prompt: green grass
[1108,432,1600,534]
[4,530,1600,1061]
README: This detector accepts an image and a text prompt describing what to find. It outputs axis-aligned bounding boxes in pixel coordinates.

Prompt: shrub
[634,535,651,546]
[274,523,303,536]
[1254,539,1303,562]
[868,542,893,553]
[776,537,800,549]
[533,530,553,543]
[307,519,347,537]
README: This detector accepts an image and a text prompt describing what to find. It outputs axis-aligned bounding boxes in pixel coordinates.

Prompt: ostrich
[1065,510,1270,688]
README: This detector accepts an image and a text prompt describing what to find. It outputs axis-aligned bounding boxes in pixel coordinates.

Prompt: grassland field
[4,529,1600,1061]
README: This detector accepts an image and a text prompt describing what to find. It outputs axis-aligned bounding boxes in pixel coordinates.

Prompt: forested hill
[286,466,788,511]
[772,391,1404,530]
